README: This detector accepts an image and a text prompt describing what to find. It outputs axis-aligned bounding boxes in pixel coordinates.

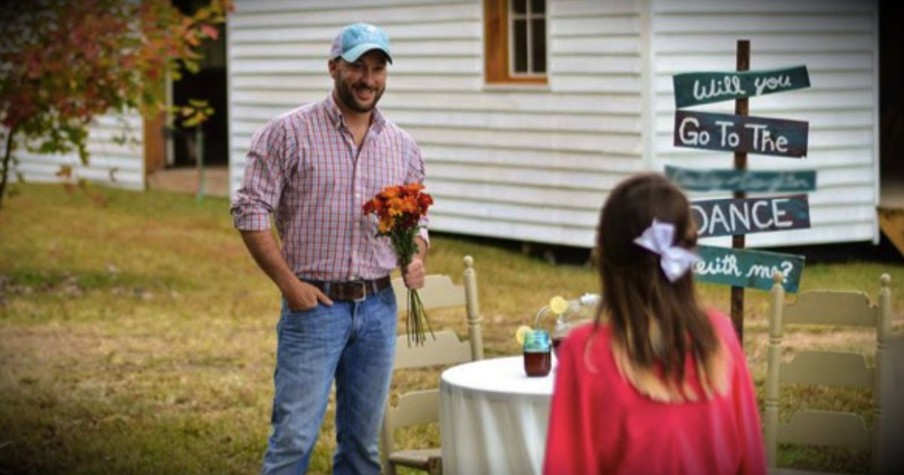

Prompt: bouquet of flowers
[363,183,434,346]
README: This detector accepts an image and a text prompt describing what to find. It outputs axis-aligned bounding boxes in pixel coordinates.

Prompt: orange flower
[363,184,432,238]
[363,183,434,346]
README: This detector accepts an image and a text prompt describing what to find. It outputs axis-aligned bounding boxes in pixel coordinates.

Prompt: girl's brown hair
[594,173,727,402]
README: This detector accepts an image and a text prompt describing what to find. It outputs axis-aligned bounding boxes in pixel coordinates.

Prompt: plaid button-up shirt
[230,95,428,282]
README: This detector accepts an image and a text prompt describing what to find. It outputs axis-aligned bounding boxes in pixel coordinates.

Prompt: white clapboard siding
[650,0,879,247]
[228,0,646,248]
[11,113,145,190]
[228,0,880,249]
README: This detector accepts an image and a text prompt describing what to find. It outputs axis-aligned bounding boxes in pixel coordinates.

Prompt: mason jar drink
[523,329,552,377]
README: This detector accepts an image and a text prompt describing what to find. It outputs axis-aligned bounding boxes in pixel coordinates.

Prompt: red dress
[543,311,766,475]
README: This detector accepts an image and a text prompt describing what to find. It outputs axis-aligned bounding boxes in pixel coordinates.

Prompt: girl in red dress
[544,173,766,475]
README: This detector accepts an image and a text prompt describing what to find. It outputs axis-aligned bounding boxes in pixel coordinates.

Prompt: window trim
[484,0,547,85]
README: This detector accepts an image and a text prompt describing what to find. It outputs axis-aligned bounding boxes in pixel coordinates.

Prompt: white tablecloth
[439,356,554,475]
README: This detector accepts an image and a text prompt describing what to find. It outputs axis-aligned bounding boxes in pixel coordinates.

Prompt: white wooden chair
[766,272,893,475]
[379,256,484,475]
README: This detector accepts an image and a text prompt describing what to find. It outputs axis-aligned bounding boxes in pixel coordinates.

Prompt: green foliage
[179,99,216,129]
[0,184,901,474]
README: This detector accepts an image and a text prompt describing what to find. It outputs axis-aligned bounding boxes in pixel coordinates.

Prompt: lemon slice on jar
[515,325,533,346]
[549,296,569,315]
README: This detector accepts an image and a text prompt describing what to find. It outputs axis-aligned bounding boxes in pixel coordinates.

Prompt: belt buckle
[352,281,367,303]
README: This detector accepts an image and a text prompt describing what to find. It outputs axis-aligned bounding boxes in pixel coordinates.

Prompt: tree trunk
[0,126,16,210]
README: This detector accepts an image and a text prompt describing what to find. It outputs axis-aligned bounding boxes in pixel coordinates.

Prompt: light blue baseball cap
[329,23,393,64]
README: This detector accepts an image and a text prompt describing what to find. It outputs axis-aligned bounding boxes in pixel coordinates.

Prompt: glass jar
[523,329,552,377]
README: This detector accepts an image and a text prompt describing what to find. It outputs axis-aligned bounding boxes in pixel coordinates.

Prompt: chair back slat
[385,390,440,429]
[393,331,472,370]
[777,409,871,450]
[780,351,874,388]
[783,291,876,327]
[393,275,466,310]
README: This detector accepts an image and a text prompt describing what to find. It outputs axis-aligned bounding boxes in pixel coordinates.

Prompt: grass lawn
[1,183,902,474]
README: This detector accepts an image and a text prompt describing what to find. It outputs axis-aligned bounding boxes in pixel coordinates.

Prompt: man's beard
[335,80,383,113]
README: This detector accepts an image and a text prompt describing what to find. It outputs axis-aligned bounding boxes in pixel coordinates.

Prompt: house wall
[227,0,880,249]
[227,0,647,248]
[650,0,880,247]
[11,113,145,191]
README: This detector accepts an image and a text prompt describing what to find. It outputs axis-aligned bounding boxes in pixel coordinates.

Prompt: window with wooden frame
[484,0,547,84]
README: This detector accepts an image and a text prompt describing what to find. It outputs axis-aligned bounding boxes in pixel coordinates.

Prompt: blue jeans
[261,287,397,475]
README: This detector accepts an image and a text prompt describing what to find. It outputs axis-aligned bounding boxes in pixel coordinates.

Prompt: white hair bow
[633,219,700,282]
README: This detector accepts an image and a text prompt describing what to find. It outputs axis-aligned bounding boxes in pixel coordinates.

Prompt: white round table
[439,356,555,475]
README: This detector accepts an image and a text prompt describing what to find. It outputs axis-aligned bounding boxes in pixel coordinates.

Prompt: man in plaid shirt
[230,22,428,475]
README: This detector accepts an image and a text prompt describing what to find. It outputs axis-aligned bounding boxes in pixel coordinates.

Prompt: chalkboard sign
[694,245,805,293]
[674,110,809,158]
[673,65,810,108]
[665,165,816,193]
[691,194,811,238]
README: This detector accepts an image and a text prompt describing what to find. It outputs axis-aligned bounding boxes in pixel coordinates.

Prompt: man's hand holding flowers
[363,183,434,346]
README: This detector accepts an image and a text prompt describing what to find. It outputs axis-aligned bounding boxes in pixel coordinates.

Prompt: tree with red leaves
[0,0,233,209]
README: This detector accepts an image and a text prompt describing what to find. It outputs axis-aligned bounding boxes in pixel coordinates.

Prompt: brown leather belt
[306,275,392,302]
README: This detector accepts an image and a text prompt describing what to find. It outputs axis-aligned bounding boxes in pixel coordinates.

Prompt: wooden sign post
[731,40,750,340]
[670,40,812,342]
